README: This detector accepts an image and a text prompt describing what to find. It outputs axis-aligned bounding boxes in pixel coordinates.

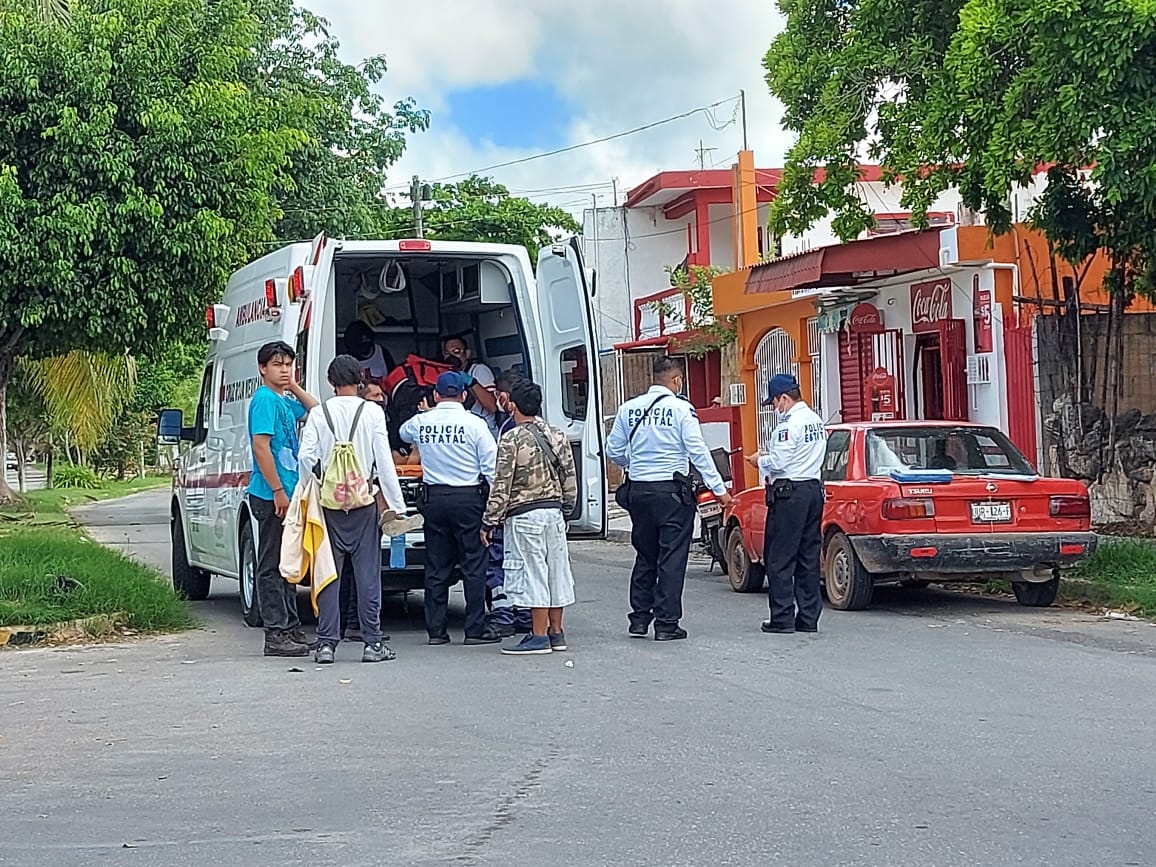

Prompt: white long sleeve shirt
[297,396,406,513]
[756,400,827,483]
[399,400,497,487]
[605,386,727,495]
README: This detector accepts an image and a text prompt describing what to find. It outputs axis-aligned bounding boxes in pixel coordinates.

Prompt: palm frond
[22,352,137,452]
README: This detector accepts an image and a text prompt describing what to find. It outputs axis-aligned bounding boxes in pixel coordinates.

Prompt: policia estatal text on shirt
[607,356,732,642]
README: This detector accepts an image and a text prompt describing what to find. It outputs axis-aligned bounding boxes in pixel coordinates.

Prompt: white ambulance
[158,233,605,625]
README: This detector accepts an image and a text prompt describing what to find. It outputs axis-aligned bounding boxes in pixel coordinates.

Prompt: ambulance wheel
[171,511,211,601]
[726,528,765,593]
[239,522,263,628]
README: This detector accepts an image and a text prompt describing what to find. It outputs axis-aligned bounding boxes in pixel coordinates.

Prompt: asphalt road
[3,490,1156,866]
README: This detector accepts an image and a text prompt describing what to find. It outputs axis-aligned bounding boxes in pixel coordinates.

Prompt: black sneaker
[654,627,688,642]
[428,635,451,646]
[362,642,396,663]
[463,631,502,645]
[628,623,649,638]
[761,621,795,634]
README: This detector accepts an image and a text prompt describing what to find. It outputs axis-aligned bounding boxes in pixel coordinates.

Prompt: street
[2,490,1155,866]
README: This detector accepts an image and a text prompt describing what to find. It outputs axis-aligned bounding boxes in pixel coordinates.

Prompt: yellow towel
[280,474,338,615]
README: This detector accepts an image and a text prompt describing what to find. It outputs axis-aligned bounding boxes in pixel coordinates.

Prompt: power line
[383,94,742,192]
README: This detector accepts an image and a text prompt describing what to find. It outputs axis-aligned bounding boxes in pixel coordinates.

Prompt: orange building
[713,225,1119,490]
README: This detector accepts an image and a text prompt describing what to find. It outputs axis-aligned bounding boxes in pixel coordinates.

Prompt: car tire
[823,532,874,610]
[171,511,211,601]
[726,527,766,593]
[1012,576,1060,608]
[239,522,263,628]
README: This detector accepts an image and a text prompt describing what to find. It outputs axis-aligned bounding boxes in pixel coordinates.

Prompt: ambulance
[158,233,605,625]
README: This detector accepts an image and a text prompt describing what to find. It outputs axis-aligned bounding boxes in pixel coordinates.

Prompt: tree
[377,176,581,257]
[248,0,429,242]
[23,351,136,457]
[0,0,309,500]
[657,264,735,357]
[763,0,1156,299]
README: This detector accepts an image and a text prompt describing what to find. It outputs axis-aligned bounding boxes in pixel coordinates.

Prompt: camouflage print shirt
[482,419,578,527]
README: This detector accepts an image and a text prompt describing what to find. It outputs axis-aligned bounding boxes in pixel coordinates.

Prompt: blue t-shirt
[248,385,307,500]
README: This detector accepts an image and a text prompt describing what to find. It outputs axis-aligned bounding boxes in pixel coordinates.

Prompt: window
[821,430,851,482]
[561,346,588,420]
[865,427,1035,477]
[192,365,214,445]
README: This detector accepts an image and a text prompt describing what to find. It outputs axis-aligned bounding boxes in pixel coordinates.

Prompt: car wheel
[239,522,263,628]
[823,532,874,611]
[1012,576,1059,608]
[726,527,766,593]
[900,579,931,589]
[171,510,211,601]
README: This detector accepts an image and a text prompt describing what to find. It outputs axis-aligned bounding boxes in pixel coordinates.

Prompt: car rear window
[865,427,1036,477]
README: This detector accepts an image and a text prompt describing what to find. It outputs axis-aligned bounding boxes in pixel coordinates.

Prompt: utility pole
[611,177,619,207]
[740,89,749,151]
[410,175,433,238]
[695,139,717,170]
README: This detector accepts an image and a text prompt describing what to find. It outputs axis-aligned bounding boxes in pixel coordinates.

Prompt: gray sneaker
[362,642,396,663]
[548,631,567,651]
[315,642,336,664]
[501,634,553,655]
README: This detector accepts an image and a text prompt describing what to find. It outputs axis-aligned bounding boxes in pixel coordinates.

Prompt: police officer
[399,371,501,646]
[748,373,827,634]
[607,356,732,641]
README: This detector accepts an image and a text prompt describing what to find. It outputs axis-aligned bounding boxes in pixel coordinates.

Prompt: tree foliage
[657,264,735,358]
[764,0,1156,298]
[377,176,581,257]
[22,351,136,453]
[249,0,429,242]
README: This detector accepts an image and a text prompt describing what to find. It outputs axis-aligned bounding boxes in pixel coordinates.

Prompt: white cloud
[311,0,793,215]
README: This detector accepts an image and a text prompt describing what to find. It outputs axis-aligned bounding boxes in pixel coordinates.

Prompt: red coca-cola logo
[848,302,883,334]
[910,279,953,332]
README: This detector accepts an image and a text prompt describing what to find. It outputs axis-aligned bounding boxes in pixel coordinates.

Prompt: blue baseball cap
[763,373,800,405]
[435,371,466,397]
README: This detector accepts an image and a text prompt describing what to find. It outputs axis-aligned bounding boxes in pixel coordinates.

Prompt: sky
[309,0,793,217]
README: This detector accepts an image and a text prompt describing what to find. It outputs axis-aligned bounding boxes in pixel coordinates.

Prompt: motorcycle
[691,447,741,573]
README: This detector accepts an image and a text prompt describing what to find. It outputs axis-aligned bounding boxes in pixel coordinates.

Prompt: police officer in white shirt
[747,373,827,635]
[607,356,733,641]
[400,371,501,645]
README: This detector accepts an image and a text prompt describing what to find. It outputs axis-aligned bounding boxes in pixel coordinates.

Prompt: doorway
[914,333,945,420]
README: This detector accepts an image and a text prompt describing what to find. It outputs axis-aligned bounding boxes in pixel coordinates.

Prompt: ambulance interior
[304,251,532,484]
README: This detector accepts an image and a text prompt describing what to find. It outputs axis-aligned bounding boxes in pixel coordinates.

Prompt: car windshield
[865,426,1036,477]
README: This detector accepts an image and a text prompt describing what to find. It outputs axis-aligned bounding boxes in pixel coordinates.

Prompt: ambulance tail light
[265,279,279,309]
[881,498,935,520]
[287,266,306,303]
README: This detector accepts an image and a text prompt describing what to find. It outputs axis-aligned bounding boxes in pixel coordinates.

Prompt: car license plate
[971,501,1012,523]
[698,501,722,518]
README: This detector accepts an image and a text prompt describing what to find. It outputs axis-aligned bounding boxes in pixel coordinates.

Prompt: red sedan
[720,422,1097,610]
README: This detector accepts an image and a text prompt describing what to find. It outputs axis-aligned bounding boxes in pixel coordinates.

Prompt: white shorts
[503,509,575,609]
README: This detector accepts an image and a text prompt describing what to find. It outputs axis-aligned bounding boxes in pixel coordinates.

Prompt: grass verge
[0,475,193,637]
[1063,538,1156,616]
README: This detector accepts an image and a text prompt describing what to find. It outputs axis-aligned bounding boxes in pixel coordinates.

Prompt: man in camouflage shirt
[481,379,578,655]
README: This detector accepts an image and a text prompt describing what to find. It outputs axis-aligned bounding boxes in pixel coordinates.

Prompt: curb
[606,529,631,544]
[0,612,127,648]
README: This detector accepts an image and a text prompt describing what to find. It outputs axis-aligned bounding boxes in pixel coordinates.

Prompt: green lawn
[1064,538,1156,615]
[0,475,192,635]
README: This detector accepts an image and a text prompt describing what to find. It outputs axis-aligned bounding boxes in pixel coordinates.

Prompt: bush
[53,465,101,489]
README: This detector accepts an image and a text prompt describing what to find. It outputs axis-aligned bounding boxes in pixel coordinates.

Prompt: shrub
[53,465,101,489]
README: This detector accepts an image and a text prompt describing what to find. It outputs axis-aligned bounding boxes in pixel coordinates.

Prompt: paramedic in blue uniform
[400,371,502,645]
[606,356,732,641]
[748,373,827,634]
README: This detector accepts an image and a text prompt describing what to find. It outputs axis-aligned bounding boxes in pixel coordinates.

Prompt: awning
[745,230,945,295]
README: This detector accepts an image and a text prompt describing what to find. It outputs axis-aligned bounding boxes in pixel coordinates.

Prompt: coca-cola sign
[848,302,883,334]
[910,278,953,333]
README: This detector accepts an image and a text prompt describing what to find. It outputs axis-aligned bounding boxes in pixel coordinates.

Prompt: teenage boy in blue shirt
[248,340,319,657]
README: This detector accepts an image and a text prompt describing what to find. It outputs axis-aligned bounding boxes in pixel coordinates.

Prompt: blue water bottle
[389,533,406,569]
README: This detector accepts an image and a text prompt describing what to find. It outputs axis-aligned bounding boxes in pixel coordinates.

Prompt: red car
[720,422,1097,610]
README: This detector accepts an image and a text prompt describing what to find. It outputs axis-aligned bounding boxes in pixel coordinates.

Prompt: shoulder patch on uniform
[777,428,789,443]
